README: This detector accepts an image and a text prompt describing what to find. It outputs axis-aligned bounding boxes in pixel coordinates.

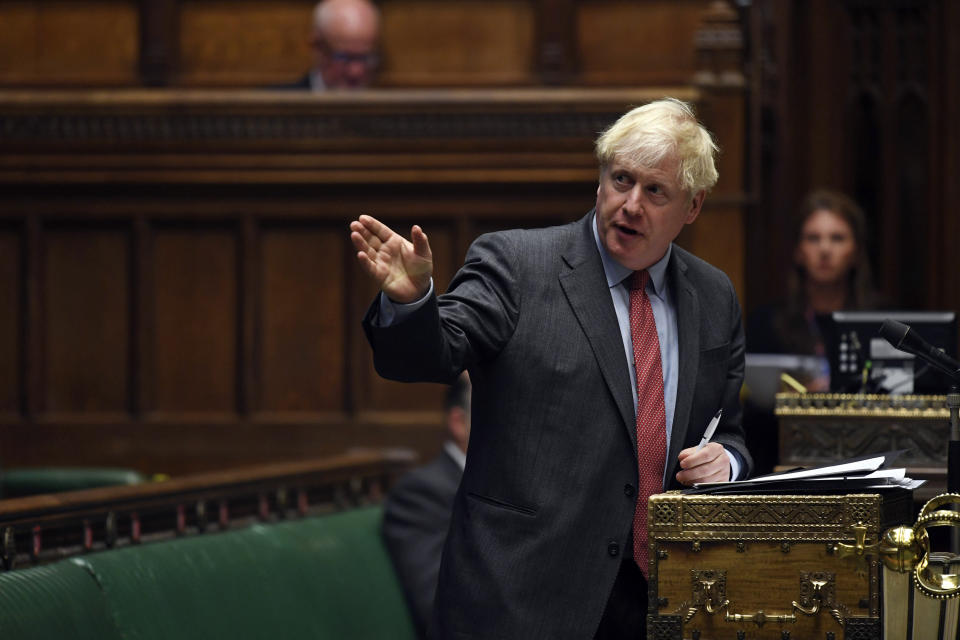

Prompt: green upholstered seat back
[78,505,417,640]
[0,467,147,498]
[0,559,120,640]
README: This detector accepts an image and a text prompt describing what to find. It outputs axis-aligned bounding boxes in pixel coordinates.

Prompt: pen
[696,409,722,450]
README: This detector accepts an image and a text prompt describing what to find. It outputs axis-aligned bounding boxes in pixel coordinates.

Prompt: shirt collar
[443,440,466,470]
[309,69,327,92]
[591,212,671,295]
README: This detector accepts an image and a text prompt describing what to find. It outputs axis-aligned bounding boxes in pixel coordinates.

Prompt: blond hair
[595,98,719,195]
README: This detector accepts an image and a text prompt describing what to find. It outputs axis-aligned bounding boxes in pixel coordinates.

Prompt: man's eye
[648,185,662,195]
[614,174,629,184]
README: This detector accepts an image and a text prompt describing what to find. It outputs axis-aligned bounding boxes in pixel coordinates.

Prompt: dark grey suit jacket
[363,211,752,639]
[382,449,462,638]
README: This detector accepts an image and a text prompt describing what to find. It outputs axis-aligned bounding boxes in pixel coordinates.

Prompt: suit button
[607,541,620,557]
[624,484,635,498]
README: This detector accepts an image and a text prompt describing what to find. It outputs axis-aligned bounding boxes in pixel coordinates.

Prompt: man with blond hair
[351,98,752,639]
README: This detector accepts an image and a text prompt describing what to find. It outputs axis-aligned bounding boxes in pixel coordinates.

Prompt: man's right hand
[350,215,433,304]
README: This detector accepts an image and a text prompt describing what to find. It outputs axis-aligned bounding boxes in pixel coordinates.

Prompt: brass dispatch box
[647,491,914,640]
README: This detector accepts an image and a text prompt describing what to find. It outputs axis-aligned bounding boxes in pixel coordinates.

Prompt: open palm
[350,215,433,303]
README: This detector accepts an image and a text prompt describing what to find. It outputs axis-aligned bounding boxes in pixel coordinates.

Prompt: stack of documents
[686,451,925,495]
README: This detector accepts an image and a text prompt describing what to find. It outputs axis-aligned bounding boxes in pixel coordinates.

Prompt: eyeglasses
[326,49,379,67]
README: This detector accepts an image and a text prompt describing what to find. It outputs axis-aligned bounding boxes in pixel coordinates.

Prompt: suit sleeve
[362,231,521,383]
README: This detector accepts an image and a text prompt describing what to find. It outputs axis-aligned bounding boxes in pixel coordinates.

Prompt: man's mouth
[615,223,638,236]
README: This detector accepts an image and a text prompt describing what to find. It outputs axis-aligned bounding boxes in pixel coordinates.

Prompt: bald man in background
[290,0,381,90]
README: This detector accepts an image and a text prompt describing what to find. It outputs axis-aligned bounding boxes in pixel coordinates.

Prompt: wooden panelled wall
[0,1,748,475]
[0,88,747,476]
[745,0,960,323]
[0,0,717,89]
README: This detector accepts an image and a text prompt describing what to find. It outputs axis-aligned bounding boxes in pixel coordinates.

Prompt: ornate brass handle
[791,578,828,615]
[724,610,797,627]
[835,523,874,558]
[878,493,960,599]
[685,570,844,626]
[700,577,729,614]
[912,506,960,599]
[682,569,730,621]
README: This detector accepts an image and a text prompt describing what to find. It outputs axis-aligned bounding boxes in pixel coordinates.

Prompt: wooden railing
[0,449,415,571]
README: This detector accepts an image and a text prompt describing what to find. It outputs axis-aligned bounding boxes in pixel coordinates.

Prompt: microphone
[879,319,960,383]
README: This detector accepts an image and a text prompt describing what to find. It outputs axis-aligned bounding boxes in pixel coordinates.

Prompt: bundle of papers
[686,451,925,495]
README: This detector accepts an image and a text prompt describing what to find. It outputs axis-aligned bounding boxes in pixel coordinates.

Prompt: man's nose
[623,186,644,215]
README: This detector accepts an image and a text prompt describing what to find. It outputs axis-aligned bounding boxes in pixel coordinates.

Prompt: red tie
[628,270,666,576]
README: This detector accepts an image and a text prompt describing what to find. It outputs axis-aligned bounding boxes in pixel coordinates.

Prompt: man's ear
[448,406,471,453]
[685,190,706,224]
[596,165,608,197]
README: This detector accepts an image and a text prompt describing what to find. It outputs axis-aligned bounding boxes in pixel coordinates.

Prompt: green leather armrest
[0,468,147,498]
[0,559,121,639]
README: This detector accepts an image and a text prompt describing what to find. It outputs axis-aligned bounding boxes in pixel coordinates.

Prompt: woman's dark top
[746,303,834,356]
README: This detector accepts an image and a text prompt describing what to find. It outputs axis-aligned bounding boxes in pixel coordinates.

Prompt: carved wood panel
[43,226,130,415]
[746,0,960,330]
[576,0,707,86]
[259,226,345,413]
[379,0,537,87]
[152,227,238,414]
[0,1,138,86]
[178,0,312,87]
[0,227,19,419]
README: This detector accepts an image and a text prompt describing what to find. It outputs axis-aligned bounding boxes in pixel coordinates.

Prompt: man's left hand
[675,443,730,486]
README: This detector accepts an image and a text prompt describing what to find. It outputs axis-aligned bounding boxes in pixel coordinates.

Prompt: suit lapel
[558,213,636,445]
[666,250,699,478]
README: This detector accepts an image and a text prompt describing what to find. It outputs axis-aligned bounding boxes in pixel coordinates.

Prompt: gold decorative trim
[650,493,884,540]
[775,392,948,418]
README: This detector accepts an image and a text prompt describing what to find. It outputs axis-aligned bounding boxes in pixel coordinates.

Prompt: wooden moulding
[0,87,700,186]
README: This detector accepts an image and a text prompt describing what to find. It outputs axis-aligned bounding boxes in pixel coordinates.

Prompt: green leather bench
[0,467,147,499]
[0,506,417,640]
[0,560,117,640]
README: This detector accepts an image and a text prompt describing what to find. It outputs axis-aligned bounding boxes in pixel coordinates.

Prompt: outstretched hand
[350,214,433,303]
[675,442,730,486]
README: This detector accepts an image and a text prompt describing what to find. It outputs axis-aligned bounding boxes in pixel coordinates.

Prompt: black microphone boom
[879,319,960,383]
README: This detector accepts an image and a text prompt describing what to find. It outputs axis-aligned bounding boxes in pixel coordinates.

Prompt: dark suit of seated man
[350,98,753,640]
[382,373,471,638]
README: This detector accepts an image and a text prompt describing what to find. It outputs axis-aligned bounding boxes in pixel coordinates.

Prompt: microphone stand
[878,318,960,549]
[949,385,960,553]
